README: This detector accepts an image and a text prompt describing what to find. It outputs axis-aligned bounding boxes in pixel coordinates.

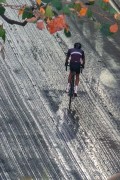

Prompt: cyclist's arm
[82,51,85,66]
[65,49,70,65]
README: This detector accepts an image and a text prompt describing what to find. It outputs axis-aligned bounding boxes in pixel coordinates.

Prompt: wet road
[0,0,120,180]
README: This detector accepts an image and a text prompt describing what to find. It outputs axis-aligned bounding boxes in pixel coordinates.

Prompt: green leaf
[0,0,6,3]
[85,1,95,5]
[97,0,103,6]
[42,0,51,2]
[94,22,101,30]
[109,6,117,14]
[97,0,109,11]
[64,29,71,37]
[22,7,34,19]
[0,5,5,15]
[45,5,54,18]
[98,1,109,11]
[74,3,81,12]
[87,9,93,18]
[100,23,113,36]
[68,3,74,8]
[88,1,95,5]
[0,27,6,42]
[62,6,71,15]
[51,0,62,11]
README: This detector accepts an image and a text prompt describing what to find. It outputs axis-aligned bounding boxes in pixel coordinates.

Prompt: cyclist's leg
[68,71,72,83]
[74,73,79,96]
[66,63,74,92]
[75,73,80,86]
[66,71,72,93]
[74,65,80,95]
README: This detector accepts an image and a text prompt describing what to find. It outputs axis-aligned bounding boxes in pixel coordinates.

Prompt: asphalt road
[0,0,120,180]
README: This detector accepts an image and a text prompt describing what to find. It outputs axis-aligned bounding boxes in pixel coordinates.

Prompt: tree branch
[1,14,28,26]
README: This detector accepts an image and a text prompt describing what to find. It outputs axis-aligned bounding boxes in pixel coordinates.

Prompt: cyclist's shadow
[56,108,80,142]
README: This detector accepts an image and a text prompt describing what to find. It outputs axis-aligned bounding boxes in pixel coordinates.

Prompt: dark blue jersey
[67,48,85,63]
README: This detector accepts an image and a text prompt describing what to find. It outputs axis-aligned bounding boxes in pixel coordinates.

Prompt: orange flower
[79,7,88,16]
[110,23,118,33]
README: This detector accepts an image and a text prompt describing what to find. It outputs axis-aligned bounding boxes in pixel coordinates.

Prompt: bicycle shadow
[42,88,86,112]
[56,108,80,142]
[42,88,85,142]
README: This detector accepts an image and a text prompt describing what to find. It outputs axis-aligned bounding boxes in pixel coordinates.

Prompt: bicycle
[66,64,83,110]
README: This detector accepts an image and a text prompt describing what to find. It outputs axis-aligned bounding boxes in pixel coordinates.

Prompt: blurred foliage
[0,0,120,40]
[0,27,6,42]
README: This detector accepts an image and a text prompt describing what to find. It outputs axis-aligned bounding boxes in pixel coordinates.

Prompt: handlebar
[65,62,70,71]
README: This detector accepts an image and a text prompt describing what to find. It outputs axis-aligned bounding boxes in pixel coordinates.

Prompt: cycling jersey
[67,48,85,63]
[67,48,85,74]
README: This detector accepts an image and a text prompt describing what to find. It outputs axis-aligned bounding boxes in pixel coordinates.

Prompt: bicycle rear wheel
[68,72,75,109]
[69,95,72,109]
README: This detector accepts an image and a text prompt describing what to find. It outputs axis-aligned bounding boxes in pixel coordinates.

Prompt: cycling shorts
[70,62,81,74]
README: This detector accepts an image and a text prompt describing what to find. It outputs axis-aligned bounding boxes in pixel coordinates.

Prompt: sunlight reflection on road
[100,69,117,88]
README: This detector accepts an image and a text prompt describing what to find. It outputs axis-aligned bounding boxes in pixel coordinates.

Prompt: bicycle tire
[68,72,75,109]
[69,95,72,109]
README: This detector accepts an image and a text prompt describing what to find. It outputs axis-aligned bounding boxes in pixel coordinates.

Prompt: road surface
[0,0,120,180]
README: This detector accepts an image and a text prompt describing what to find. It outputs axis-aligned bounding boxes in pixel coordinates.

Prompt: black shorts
[70,62,81,74]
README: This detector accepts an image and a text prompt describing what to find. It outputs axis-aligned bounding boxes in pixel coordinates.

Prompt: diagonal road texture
[0,0,120,180]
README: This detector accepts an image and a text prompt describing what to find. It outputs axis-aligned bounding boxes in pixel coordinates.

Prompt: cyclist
[65,42,85,97]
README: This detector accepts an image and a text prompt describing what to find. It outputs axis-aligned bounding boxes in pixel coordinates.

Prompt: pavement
[0,0,120,180]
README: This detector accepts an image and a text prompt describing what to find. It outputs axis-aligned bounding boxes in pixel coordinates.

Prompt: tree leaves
[42,0,51,3]
[18,6,25,16]
[87,9,93,18]
[110,23,118,33]
[0,0,120,39]
[101,2,109,11]
[114,13,120,20]
[100,23,118,35]
[79,7,88,16]
[97,0,116,13]
[0,0,6,3]
[62,6,71,15]
[85,0,95,5]
[0,27,6,42]
[45,5,54,18]
[22,7,34,19]
[100,23,113,36]
[64,28,71,37]
[0,6,5,15]
[109,6,117,15]
[51,0,62,11]
[103,0,109,3]
[36,20,45,30]
[46,15,67,34]
[36,0,42,5]
[74,3,81,12]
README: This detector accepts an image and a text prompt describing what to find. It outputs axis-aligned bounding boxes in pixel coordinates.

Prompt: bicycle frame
[69,71,76,109]
[66,64,83,110]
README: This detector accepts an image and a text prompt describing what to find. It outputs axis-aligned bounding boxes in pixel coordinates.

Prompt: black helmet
[74,42,81,49]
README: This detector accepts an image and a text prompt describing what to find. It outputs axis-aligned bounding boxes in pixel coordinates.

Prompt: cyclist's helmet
[74,42,81,49]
